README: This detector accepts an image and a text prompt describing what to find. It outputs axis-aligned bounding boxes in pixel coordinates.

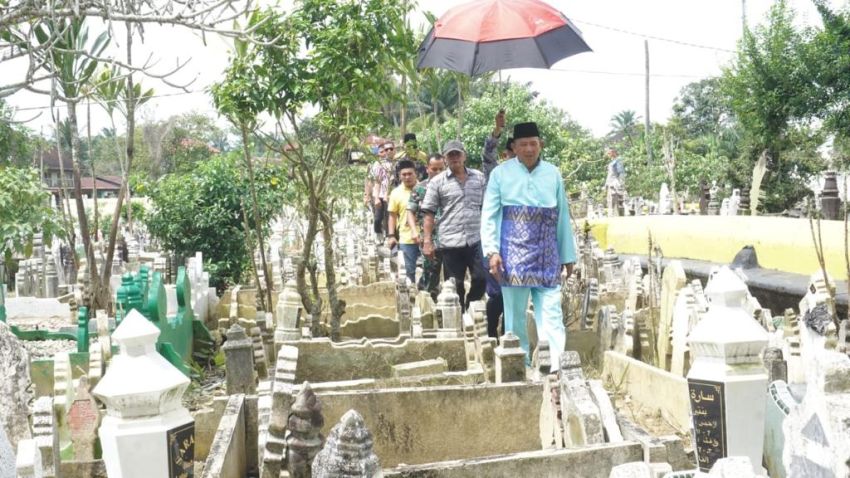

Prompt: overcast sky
[3,0,841,138]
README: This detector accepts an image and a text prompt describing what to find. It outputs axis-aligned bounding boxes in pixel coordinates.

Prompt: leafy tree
[799,1,850,167]
[0,166,65,262]
[213,0,416,339]
[419,82,605,195]
[671,78,734,138]
[145,154,290,292]
[720,0,819,212]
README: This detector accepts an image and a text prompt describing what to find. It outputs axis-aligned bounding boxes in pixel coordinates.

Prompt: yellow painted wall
[586,216,847,278]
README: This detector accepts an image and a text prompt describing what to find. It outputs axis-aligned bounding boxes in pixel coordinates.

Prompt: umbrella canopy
[417,0,591,76]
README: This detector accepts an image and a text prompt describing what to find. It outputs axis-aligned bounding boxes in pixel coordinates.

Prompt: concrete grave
[316,383,544,468]
[201,394,247,478]
[281,337,467,383]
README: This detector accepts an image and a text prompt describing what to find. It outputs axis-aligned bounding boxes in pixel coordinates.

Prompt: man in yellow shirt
[387,160,420,284]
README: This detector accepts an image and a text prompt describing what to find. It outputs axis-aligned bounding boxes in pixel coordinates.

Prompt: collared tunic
[421,167,486,249]
[481,158,576,287]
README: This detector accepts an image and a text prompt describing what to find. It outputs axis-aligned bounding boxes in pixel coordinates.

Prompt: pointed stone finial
[286,382,325,478]
[312,409,381,478]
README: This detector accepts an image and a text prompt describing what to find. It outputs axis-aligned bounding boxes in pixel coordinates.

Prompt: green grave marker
[115,265,215,377]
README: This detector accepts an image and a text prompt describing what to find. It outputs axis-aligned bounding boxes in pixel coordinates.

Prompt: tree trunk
[53,113,76,265]
[67,101,102,309]
[240,199,265,310]
[101,25,135,299]
[455,76,464,140]
[240,122,274,311]
[320,205,344,341]
[400,76,407,139]
[296,201,320,314]
[87,101,98,240]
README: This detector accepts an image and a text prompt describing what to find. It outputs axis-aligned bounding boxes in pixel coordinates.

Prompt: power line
[570,17,736,53]
[8,89,210,113]
[548,67,708,79]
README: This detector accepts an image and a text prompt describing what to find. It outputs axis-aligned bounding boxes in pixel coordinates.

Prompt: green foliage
[213,0,416,142]
[0,100,37,166]
[608,110,641,147]
[671,78,734,138]
[0,166,65,261]
[800,1,850,167]
[720,0,823,211]
[145,154,291,291]
[415,82,605,195]
[6,18,110,101]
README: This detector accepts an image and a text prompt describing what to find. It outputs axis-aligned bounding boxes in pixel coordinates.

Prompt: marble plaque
[167,421,195,478]
[688,379,727,472]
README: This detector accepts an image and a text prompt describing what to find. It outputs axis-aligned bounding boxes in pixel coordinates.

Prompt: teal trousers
[502,285,564,372]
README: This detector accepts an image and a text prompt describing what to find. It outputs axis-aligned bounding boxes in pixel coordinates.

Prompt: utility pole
[742,0,747,35]
[644,39,652,164]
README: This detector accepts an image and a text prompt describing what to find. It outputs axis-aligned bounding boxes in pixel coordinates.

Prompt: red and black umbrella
[417,0,592,76]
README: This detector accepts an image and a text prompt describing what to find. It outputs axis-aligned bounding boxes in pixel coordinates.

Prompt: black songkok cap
[513,122,540,139]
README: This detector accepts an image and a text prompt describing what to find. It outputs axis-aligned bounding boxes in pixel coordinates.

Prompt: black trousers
[440,242,486,311]
[373,199,387,235]
[486,293,504,339]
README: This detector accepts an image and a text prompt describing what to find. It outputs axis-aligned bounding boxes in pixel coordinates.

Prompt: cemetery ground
[2,205,850,478]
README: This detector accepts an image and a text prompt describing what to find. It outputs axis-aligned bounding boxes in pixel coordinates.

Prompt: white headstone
[93,310,194,478]
[687,267,768,474]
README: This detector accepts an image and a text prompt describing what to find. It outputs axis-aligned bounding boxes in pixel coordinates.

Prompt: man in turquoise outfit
[480,122,576,371]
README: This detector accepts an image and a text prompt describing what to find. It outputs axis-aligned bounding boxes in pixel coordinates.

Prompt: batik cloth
[499,205,560,288]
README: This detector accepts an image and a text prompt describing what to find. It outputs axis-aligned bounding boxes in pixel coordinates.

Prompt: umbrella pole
[498,69,503,108]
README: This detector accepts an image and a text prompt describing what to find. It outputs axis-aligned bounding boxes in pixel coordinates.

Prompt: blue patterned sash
[500,205,560,287]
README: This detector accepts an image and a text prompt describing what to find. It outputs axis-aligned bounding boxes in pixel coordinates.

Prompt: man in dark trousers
[421,139,487,310]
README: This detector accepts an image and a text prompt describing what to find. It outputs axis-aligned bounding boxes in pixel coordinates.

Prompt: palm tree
[608,110,641,146]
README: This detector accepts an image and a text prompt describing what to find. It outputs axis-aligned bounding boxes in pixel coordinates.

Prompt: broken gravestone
[312,409,381,478]
[68,375,100,461]
[0,322,32,449]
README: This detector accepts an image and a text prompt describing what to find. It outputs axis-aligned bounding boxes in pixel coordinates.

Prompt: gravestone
[820,171,840,220]
[68,375,100,461]
[31,397,58,478]
[436,279,462,339]
[687,267,768,474]
[238,318,268,380]
[495,332,526,383]
[670,285,698,377]
[285,382,325,478]
[763,347,788,384]
[0,322,32,449]
[93,309,194,478]
[658,261,687,372]
[312,409,381,478]
[559,357,604,447]
[263,346,298,478]
[275,280,302,344]
[223,324,257,395]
